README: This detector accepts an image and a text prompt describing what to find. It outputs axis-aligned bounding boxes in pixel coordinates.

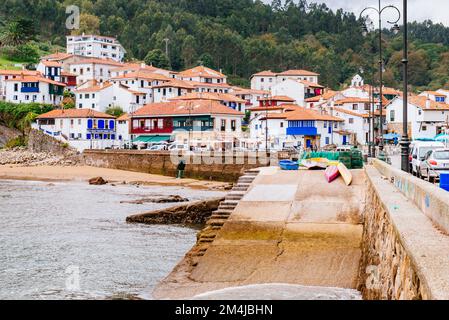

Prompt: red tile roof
[6,75,66,86]
[252,70,277,77]
[75,82,113,93]
[409,96,449,111]
[132,100,243,117]
[278,69,320,76]
[285,108,344,122]
[41,52,74,61]
[178,66,225,79]
[305,90,337,102]
[40,60,62,67]
[170,92,246,103]
[152,79,195,89]
[37,109,114,119]
[0,69,40,76]
[69,58,123,66]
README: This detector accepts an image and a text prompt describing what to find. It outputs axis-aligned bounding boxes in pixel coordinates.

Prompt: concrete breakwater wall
[83,150,277,182]
[126,198,224,225]
[359,162,449,300]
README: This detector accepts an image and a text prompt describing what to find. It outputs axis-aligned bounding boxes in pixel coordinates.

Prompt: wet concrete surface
[153,168,366,300]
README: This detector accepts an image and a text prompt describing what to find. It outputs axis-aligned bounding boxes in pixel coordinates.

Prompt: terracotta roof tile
[170,92,246,103]
[178,66,225,78]
[132,100,243,117]
[284,107,344,122]
[37,109,114,119]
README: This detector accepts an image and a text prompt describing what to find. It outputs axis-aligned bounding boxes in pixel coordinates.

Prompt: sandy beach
[0,165,231,190]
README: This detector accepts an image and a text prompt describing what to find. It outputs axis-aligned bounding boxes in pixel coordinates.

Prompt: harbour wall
[358,160,449,300]
[83,150,277,182]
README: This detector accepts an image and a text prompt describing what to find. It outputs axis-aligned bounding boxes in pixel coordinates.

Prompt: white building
[248,104,344,150]
[152,79,195,103]
[4,75,65,105]
[230,88,270,110]
[33,109,117,151]
[74,81,146,113]
[176,66,231,94]
[419,91,447,103]
[116,113,131,147]
[332,108,371,146]
[110,70,171,103]
[386,95,449,140]
[0,70,40,99]
[66,34,126,62]
[110,63,175,79]
[69,58,123,86]
[270,78,325,107]
[250,69,320,91]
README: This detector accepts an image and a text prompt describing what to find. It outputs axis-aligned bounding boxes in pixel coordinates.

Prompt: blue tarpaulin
[383,133,400,140]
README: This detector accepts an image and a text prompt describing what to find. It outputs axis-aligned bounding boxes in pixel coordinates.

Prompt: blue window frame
[98,120,105,129]
[86,133,91,140]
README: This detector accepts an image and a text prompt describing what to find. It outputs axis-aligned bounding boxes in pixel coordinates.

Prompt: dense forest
[2,0,449,91]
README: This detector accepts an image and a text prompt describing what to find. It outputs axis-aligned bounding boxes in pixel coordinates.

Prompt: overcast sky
[265,1,449,26]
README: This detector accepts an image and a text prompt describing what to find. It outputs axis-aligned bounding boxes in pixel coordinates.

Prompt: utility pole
[400,0,411,172]
[163,38,170,58]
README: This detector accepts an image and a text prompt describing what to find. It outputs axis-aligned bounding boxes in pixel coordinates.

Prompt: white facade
[66,35,126,62]
[386,97,449,140]
[75,82,146,113]
[4,77,65,105]
[270,79,306,107]
[33,112,117,151]
[251,70,319,91]
[351,74,364,87]
[333,108,370,145]
[69,60,123,85]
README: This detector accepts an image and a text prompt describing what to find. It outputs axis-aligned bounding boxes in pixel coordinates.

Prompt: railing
[174,126,214,132]
[21,87,39,93]
[131,127,173,134]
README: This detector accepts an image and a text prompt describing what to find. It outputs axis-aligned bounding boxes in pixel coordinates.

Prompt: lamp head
[392,24,400,35]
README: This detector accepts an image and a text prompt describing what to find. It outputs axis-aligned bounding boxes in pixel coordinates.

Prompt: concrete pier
[153,168,366,299]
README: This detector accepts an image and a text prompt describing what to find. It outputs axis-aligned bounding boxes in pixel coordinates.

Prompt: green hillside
[1,0,449,91]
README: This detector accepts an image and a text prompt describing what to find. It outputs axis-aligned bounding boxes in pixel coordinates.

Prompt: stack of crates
[350,149,364,169]
[338,151,352,169]
[440,173,449,192]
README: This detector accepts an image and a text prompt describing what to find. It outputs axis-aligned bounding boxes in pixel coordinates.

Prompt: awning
[132,135,170,144]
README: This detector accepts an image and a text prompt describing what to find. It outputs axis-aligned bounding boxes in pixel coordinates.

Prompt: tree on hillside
[71,13,100,35]
[0,18,36,47]
[144,49,171,69]
[181,35,198,68]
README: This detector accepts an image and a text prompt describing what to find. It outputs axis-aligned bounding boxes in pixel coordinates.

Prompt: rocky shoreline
[126,197,224,225]
[0,147,80,166]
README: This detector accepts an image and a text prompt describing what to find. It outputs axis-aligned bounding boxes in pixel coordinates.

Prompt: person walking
[176,160,186,179]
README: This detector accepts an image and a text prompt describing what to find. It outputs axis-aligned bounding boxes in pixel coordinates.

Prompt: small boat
[337,163,353,186]
[301,158,328,170]
[279,160,299,171]
[325,165,340,183]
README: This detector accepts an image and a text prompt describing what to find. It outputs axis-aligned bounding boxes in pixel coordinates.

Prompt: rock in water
[89,177,108,185]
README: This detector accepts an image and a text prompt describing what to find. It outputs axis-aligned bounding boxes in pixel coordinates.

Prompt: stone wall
[372,159,449,234]
[126,198,224,225]
[359,164,449,300]
[28,129,78,157]
[83,150,276,182]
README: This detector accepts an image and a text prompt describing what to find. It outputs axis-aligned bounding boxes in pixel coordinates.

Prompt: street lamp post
[400,0,411,173]
[360,0,401,156]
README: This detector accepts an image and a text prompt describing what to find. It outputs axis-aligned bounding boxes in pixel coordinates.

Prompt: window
[324,121,327,128]
[231,120,236,131]
[92,103,95,109]
[79,103,82,108]
[334,122,338,129]
[14,83,18,92]
[280,122,284,128]
[422,125,427,131]
[325,137,330,145]
[85,94,90,99]
[78,119,81,125]
[390,110,395,122]
[269,78,273,83]
[261,78,264,83]
[349,118,354,124]
[13,95,18,100]
[221,119,226,131]
[352,104,358,111]
[25,95,29,100]
[70,119,74,126]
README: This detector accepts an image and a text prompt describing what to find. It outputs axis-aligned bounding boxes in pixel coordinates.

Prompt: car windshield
[434,151,449,160]
[420,147,441,158]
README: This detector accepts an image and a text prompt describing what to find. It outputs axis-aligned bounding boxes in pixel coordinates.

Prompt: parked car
[419,148,449,182]
[147,144,167,151]
[168,143,189,151]
[410,141,445,177]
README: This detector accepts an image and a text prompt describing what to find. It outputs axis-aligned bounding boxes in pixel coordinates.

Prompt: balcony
[131,126,173,134]
[21,87,39,93]
[287,127,318,136]
[174,125,214,132]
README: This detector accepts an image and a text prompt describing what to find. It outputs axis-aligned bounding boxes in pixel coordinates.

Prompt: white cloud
[263,0,449,26]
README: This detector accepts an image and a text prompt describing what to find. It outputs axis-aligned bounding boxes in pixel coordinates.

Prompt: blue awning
[383,133,400,140]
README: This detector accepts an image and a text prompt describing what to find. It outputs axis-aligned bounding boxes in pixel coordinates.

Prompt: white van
[410,141,445,177]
